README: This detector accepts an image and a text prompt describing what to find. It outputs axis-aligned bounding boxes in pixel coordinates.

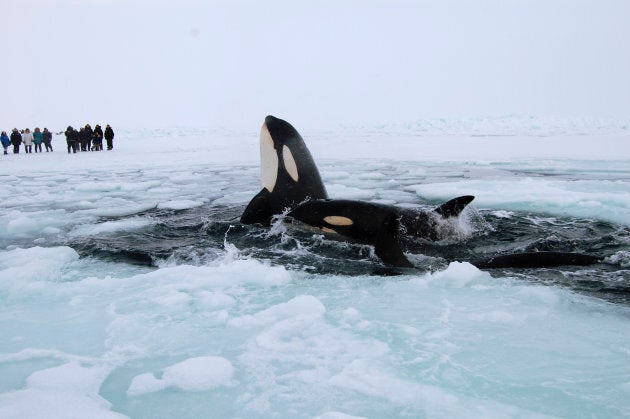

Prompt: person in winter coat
[22,128,34,153]
[42,128,53,152]
[93,124,103,150]
[84,124,93,151]
[78,127,88,151]
[10,128,22,154]
[1,131,10,154]
[33,127,43,153]
[65,126,78,153]
[92,128,103,151]
[104,124,114,150]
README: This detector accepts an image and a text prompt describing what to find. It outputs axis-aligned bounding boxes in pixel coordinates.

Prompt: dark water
[69,202,630,305]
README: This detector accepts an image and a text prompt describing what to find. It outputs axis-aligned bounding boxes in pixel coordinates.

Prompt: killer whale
[242,115,603,269]
[287,197,474,267]
[470,252,602,269]
[241,116,328,225]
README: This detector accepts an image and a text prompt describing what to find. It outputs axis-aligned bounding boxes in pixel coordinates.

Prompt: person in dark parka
[42,128,53,152]
[10,128,22,154]
[79,127,88,151]
[84,124,93,151]
[93,124,104,151]
[65,126,78,153]
[104,124,114,150]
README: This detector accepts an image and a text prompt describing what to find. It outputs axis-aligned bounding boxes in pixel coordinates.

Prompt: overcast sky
[2,0,629,130]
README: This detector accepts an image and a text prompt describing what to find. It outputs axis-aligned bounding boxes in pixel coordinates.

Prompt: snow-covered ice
[1,121,629,418]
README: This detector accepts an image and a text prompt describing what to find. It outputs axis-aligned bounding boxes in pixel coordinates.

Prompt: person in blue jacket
[0,131,10,154]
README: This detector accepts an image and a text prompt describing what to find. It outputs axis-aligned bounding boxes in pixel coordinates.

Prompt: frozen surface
[1,123,630,418]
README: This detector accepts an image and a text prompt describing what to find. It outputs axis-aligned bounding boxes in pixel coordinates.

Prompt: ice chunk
[228,295,325,328]
[127,356,235,396]
[68,218,153,237]
[6,217,40,236]
[157,200,204,210]
[0,362,124,419]
[0,246,79,283]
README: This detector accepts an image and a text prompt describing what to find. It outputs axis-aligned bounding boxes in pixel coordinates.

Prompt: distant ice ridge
[331,115,630,137]
[114,115,630,141]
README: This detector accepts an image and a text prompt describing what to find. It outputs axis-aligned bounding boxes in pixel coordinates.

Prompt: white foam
[606,251,630,268]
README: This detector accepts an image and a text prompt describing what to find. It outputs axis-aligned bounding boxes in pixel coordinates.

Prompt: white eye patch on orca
[324,216,354,226]
[282,145,299,182]
[260,123,278,192]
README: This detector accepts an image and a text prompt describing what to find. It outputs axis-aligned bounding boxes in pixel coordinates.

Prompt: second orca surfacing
[241,115,603,269]
[287,197,474,267]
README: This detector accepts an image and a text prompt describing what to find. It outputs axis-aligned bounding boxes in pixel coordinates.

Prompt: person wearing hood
[104,124,115,150]
[33,128,43,153]
[22,128,34,153]
[65,126,78,154]
[93,124,104,151]
[84,124,93,151]
[10,128,22,153]
[43,128,53,152]
[1,131,10,154]
[79,127,88,151]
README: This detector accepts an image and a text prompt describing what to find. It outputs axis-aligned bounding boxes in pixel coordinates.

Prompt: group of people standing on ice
[1,124,115,155]
[1,128,54,154]
[64,124,114,154]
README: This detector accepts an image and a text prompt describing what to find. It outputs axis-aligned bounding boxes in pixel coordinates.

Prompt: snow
[0,122,629,418]
[127,356,236,396]
[0,362,125,419]
[68,218,154,237]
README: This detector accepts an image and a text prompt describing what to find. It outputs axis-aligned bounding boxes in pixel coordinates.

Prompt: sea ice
[127,356,235,396]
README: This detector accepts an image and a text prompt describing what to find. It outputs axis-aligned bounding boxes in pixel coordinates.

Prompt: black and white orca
[470,252,601,269]
[287,197,474,267]
[242,116,603,269]
[241,116,328,225]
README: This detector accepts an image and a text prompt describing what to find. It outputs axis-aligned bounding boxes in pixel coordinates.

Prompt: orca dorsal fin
[434,195,475,218]
[240,188,272,225]
[241,116,328,225]
[374,213,414,267]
